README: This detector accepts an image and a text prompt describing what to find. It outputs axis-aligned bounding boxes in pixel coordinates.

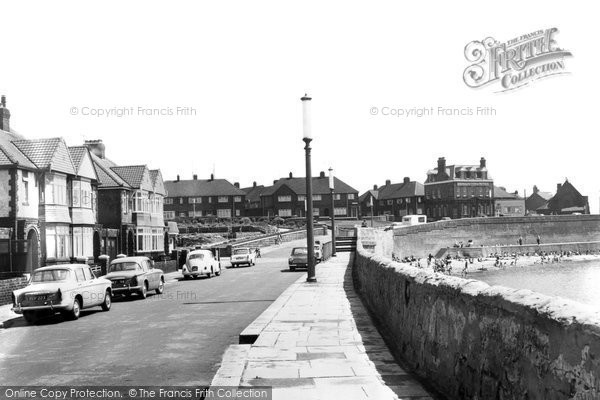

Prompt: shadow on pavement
[343,255,443,400]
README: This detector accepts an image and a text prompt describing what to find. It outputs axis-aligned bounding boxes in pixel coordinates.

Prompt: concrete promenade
[211,253,435,399]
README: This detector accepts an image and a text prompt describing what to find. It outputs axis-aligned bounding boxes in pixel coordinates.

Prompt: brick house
[424,157,494,221]
[242,182,266,217]
[163,175,246,220]
[85,140,167,259]
[358,186,379,219]
[525,185,553,214]
[536,179,589,215]
[0,98,102,271]
[493,186,525,217]
[359,177,424,220]
[259,172,359,218]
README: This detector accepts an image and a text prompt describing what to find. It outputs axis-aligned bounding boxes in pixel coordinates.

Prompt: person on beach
[518,236,523,246]
[463,260,468,277]
[537,235,541,245]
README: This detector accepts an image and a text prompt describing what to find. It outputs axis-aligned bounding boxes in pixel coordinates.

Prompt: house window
[278,195,292,202]
[190,197,202,204]
[313,208,320,216]
[217,209,231,218]
[297,195,306,202]
[278,209,292,217]
[23,180,29,204]
[164,211,175,220]
[179,212,186,217]
[164,198,173,205]
[312,194,322,201]
[234,196,242,203]
[44,174,68,205]
[179,198,183,204]
[235,209,241,216]
[348,193,356,200]
[218,196,229,203]
[397,199,402,204]
[334,207,346,216]
[207,197,212,203]
[406,198,411,203]
[72,227,94,258]
[333,194,341,201]
[46,226,71,260]
[188,211,195,217]
[387,200,393,205]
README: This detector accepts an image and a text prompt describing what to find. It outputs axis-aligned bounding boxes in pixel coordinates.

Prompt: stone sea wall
[354,234,600,399]
[393,215,600,259]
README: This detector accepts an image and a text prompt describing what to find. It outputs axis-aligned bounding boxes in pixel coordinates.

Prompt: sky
[1,1,599,212]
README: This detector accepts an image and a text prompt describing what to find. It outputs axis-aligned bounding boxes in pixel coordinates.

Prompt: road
[0,239,318,386]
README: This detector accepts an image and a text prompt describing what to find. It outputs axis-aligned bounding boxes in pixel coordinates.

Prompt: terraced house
[163,174,246,220]
[85,140,167,260]
[359,177,424,220]
[0,98,102,271]
[260,172,359,218]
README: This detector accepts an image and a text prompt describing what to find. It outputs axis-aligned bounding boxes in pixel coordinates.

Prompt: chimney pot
[84,139,105,159]
[403,177,410,184]
[253,181,257,187]
[373,184,378,190]
[210,173,214,181]
[319,171,325,178]
[193,174,197,180]
[289,172,293,179]
[176,175,180,182]
[385,179,391,186]
[480,157,486,168]
[234,182,240,188]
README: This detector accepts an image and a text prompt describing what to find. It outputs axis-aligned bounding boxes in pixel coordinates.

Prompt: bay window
[46,225,71,259]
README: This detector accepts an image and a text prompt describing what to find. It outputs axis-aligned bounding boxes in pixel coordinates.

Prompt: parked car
[183,249,221,279]
[230,247,256,267]
[105,256,164,298]
[12,264,112,323]
[288,247,309,271]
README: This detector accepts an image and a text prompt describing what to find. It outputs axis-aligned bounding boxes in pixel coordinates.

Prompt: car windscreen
[108,262,140,272]
[188,253,204,260]
[292,248,308,255]
[32,269,70,283]
[233,249,249,255]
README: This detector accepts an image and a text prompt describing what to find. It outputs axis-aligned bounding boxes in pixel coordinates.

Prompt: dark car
[288,247,309,271]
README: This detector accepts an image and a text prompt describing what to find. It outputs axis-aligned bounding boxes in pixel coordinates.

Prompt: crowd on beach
[390,243,600,278]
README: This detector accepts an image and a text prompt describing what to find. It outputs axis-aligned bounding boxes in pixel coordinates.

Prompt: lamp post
[329,167,336,257]
[301,93,316,282]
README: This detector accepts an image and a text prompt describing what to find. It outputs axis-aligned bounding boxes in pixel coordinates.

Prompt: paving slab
[210,253,437,399]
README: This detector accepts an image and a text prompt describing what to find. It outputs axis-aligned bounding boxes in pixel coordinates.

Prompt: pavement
[211,252,435,400]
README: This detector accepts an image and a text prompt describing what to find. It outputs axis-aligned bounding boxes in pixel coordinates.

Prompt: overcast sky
[1,1,598,211]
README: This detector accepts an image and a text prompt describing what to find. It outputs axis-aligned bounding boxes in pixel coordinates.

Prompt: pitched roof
[68,146,87,170]
[13,137,76,174]
[165,178,246,197]
[358,189,379,203]
[242,184,266,203]
[377,181,424,200]
[0,130,37,169]
[90,152,131,188]
[261,176,358,197]
[111,165,153,190]
[493,186,521,199]
[149,170,166,196]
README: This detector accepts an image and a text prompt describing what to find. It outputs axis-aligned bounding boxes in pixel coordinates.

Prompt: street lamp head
[328,167,334,190]
[301,93,312,140]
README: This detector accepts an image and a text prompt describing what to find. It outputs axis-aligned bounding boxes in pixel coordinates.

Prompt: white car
[12,264,112,323]
[183,249,222,279]
[230,247,257,267]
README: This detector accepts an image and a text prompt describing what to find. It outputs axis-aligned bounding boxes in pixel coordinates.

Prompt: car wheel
[101,290,112,311]
[67,298,81,320]
[22,311,37,324]
[156,278,164,294]
[215,266,221,276]
[208,268,213,278]
[139,282,148,299]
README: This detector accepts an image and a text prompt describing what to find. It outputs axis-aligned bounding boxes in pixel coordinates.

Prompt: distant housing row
[0,97,591,273]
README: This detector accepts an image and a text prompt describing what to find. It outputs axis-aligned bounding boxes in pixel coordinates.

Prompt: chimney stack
[373,184,378,190]
[385,179,391,186]
[0,95,11,132]
[253,181,257,187]
[273,180,277,185]
[533,185,538,194]
[319,171,325,178]
[288,172,293,179]
[403,177,410,184]
[210,173,214,181]
[437,157,446,173]
[84,139,106,159]
[234,182,240,188]
[480,157,486,168]
[176,175,180,182]
[193,174,197,180]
